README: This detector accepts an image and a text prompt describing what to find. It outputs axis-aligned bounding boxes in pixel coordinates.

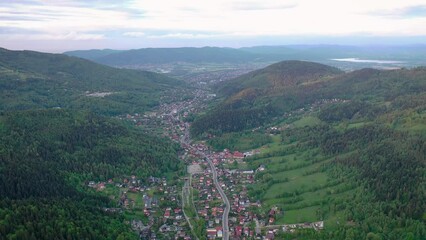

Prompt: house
[164,210,171,219]
[233,151,244,159]
[216,226,223,238]
[217,230,223,238]
[314,221,324,230]
[265,231,275,240]
[97,182,106,191]
[235,226,243,237]
[88,181,96,187]
[243,151,252,157]
[207,228,217,239]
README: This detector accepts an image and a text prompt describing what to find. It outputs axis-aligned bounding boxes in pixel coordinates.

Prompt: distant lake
[331,58,404,64]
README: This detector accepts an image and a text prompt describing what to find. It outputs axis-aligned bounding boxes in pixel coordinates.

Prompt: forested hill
[191,61,426,136]
[191,60,426,239]
[0,47,184,115]
[0,109,183,239]
[0,48,185,239]
[64,49,124,61]
[65,47,260,66]
[216,60,342,97]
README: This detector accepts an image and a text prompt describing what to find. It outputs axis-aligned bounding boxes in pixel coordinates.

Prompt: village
[88,88,324,239]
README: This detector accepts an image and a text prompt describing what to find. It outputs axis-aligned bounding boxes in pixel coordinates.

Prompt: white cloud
[126,0,426,36]
[3,31,104,41]
[0,0,426,50]
[123,31,146,37]
[147,33,223,39]
[47,31,105,40]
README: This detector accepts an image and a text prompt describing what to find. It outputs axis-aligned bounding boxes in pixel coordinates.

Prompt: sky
[1,0,426,52]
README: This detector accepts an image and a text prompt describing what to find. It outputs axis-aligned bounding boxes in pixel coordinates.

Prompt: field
[243,116,361,225]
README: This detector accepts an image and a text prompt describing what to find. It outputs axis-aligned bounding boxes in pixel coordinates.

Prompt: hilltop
[216,60,342,97]
[64,49,124,61]
[191,61,343,136]
[191,60,426,136]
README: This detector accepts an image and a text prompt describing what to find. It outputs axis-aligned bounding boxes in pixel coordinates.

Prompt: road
[172,102,230,239]
[206,156,230,240]
[183,140,230,239]
[182,178,199,240]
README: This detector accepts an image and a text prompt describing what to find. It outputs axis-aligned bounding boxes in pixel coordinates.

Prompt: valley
[0,48,425,240]
[123,87,329,239]
[2,0,426,239]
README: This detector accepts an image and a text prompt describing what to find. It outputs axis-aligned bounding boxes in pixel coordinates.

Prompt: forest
[191,60,426,239]
[0,109,184,239]
[0,48,187,239]
[191,62,426,137]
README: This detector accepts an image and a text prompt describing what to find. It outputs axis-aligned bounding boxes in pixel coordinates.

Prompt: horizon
[1,0,426,52]
[3,42,426,54]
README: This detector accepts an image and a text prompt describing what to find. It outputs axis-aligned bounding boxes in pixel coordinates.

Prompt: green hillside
[0,48,185,239]
[192,60,426,239]
[216,60,342,96]
[191,61,425,137]
[0,48,184,115]
[190,61,342,136]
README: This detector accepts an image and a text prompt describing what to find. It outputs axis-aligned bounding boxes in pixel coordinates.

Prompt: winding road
[175,108,230,239]
[205,156,230,240]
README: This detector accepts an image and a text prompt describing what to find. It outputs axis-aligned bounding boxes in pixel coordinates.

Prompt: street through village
[119,88,324,239]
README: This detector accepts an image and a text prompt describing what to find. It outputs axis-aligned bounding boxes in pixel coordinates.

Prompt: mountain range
[65,45,426,69]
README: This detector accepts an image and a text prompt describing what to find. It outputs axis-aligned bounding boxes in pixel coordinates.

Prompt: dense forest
[0,49,185,239]
[0,109,183,239]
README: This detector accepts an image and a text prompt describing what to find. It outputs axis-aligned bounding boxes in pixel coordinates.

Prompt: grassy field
[292,116,322,128]
[215,110,423,226]
[242,116,360,224]
[208,131,273,152]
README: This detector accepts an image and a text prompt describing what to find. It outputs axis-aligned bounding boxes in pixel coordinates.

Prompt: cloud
[401,5,426,18]
[147,33,223,39]
[123,31,146,37]
[232,0,297,11]
[3,31,104,41]
[49,31,105,40]
[1,0,426,51]
[367,5,426,19]
[0,26,41,34]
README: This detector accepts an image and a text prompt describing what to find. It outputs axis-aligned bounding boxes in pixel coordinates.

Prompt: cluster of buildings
[118,88,328,239]
[87,175,193,239]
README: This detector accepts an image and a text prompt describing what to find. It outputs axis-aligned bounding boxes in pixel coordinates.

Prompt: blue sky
[0,0,426,52]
